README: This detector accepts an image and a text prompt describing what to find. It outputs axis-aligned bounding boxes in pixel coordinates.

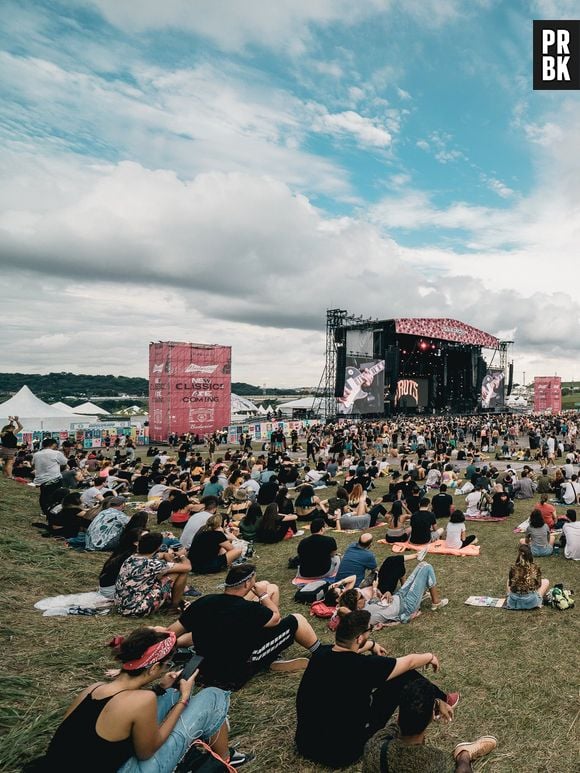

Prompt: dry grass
[0,460,579,772]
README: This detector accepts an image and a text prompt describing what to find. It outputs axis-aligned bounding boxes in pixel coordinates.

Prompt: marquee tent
[51,401,75,413]
[0,386,95,432]
[277,396,318,416]
[231,394,259,416]
[73,401,110,416]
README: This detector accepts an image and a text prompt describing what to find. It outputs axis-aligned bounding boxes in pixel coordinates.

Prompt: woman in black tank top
[39,627,248,772]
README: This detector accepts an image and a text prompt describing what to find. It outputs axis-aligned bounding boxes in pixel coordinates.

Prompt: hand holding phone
[173,654,204,687]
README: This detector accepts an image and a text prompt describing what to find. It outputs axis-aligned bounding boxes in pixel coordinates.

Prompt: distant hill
[0,374,300,403]
[0,372,148,402]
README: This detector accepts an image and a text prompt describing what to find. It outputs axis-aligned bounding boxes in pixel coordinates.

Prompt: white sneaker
[431,598,449,611]
[417,548,428,562]
[295,530,305,536]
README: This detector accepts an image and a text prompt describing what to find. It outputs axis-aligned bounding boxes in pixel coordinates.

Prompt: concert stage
[322,311,512,416]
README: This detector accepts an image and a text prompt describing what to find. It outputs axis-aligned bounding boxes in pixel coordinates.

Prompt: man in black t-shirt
[410,499,444,545]
[295,610,455,769]
[297,518,339,579]
[168,564,321,690]
[431,484,453,519]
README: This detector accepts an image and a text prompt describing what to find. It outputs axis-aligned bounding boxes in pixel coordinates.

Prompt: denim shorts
[531,544,553,557]
[505,591,542,610]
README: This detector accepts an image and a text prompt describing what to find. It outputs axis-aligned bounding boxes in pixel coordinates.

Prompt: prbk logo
[533,20,580,89]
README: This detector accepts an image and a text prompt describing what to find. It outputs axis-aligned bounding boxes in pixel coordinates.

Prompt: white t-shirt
[465,491,481,516]
[149,483,170,498]
[560,481,579,505]
[33,449,68,485]
[81,486,104,507]
[445,521,465,549]
[240,479,260,495]
[562,521,580,560]
[181,510,212,550]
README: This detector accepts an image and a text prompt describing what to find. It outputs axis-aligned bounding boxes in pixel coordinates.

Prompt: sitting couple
[338,554,449,627]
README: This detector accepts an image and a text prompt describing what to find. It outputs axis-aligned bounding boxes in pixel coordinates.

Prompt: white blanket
[34,591,114,616]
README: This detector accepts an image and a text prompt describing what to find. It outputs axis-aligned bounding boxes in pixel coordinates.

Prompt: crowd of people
[2,411,579,772]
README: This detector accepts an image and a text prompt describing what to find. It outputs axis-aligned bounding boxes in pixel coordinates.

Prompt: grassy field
[0,462,578,773]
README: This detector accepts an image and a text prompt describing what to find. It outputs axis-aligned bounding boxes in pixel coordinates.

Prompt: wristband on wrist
[178,699,189,708]
[258,593,269,601]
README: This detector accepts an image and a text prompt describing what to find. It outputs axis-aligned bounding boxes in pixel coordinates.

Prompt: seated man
[295,610,458,769]
[84,496,130,551]
[365,560,447,626]
[377,551,427,595]
[560,509,580,560]
[410,499,444,545]
[168,564,321,691]
[362,680,497,773]
[115,532,191,616]
[335,533,377,587]
[297,518,339,579]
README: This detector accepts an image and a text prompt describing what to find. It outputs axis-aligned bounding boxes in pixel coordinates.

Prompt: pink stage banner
[149,342,231,442]
[533,376,561,413]
[395,318,499,348]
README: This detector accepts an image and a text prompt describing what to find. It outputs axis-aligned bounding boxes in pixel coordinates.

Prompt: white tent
[73,401,110,415]
[257,404,267,415]
[0,385,94,432]
[51,400,75,413]
[231,394,258,415]
[277,396,318,415]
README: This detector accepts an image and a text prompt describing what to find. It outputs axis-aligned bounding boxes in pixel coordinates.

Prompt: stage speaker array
[507,362,514,396]
[334,328,347,396]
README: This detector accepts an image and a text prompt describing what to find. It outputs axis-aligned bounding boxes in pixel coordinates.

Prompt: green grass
[0,463,578,772]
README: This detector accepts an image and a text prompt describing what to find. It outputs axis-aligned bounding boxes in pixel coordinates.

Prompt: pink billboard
[149,342,231,442]
[533,376,561,413]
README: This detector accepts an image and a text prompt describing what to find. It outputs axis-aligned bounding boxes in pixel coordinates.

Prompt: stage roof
[394,318,500,349]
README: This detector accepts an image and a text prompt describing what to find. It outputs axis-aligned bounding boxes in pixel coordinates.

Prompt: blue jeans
[119,687,229,773]
[395,563,436,623]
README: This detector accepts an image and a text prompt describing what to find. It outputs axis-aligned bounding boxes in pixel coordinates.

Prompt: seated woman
[255,502,297,544]
[294,484,327,521]
[441,464,458,489]
[347,484,368,516]
[99,528,145,599]
[522,509,555,557]
[40,627,251,771]
[188,514,242,574]
[445,509,478,550]
[48,491,91,539]
[535,493,557,529]
[237,503,262,541]
[115,532,191,616]
[425,465,442,490]
[228,489,252,522]
[364,561,448,627]
[505,544,550,610]
[385,500,411,543]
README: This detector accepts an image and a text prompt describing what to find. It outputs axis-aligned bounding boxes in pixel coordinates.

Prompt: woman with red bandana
[38,627,252,771]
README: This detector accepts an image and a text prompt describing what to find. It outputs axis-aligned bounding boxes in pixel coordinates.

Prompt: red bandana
[121,631,176,671]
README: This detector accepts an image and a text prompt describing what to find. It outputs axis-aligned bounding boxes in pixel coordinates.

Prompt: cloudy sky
[1,0,579,387]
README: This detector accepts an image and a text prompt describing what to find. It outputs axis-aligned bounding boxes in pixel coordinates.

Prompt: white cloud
[2,153,580,383]
[314,110,393,148]
[83,0,465,53]
[484,176,515,199]
[0,51,352,199]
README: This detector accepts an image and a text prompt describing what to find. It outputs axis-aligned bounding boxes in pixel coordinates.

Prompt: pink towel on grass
[387,539,480,557]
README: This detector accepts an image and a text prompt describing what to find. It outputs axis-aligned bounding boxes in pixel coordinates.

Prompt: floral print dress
[115,554,173,616]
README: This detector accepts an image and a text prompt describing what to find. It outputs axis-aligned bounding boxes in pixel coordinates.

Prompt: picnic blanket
[465,595,505,608]
[465,514,508,522]
[34,591,114,617]
[385,539,480,557]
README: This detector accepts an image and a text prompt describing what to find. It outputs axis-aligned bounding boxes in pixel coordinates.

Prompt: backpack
[544,584,575,610]
[310,600,336,618]
[294,580,330,604]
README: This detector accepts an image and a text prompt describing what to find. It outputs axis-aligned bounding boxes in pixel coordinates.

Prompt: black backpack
[294,580,330,604]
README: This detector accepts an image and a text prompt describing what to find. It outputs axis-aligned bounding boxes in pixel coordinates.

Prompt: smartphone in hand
[173,654,204,685]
